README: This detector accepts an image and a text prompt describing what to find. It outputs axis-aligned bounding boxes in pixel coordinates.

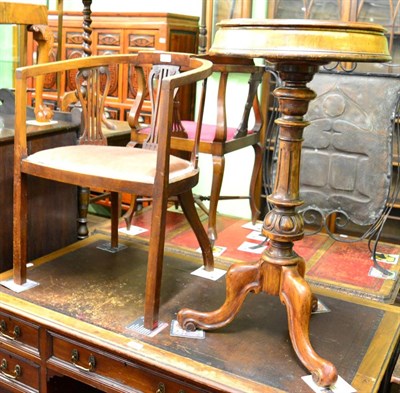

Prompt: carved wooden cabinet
[28,12,199,122]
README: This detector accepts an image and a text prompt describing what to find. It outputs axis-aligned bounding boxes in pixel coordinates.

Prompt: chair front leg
[144,191,169,330]
[13,173,28,285]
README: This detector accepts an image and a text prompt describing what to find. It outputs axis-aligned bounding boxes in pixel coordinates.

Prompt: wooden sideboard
[0,112,79,273]
[0,233,397,392]
[27,12,200,122]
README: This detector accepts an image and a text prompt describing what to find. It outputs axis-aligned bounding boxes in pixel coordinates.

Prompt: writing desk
[0,234,398,392]
[177,19,392,387]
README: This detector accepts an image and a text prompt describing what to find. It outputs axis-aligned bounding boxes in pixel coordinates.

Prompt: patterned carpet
[95,206,400,303]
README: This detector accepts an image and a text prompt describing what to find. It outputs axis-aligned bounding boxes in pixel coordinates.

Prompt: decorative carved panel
[128,33,155,49]
[98,32,120,46]
[65,49,84,91]
[301,73,400,225]
[128,64,151,100]
[43,49,57,90]
[66,31,84,45]
[96,50,119,97]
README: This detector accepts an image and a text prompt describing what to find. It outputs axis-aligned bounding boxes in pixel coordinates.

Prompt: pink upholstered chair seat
[138,121,254,143]
[24,145,195,185]
[181,121,253,142]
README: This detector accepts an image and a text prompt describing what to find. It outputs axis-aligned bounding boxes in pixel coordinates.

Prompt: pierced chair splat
[13,52,214,330]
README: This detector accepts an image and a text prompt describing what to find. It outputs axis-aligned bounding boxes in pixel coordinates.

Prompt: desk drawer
[48,332,204,393]
[0,347,40,392]
[0,312,40,356]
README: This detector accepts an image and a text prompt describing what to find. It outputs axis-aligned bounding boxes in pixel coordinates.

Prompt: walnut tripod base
[177,243,338,387]
[178,60,339,388]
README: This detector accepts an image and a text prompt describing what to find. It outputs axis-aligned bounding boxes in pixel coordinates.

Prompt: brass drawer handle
[156,382,186,393]
[0,359,21,380]
[156,383,165,393]
[0,320,21,341]
[71,349,96,372]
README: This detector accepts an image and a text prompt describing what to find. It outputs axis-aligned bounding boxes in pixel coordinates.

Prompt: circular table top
[209,19,391,63]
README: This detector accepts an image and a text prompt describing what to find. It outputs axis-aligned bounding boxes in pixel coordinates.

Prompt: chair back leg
[122,195,138,231]
[110,191,121,249]
[77,186,90,239]
[208,155,225,245]
[178,190,214,271]
[249,142,263,224]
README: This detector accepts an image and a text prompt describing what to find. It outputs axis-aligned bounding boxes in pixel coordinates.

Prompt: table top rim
[210,18,391,63]
[208,48,392,63]
[216,18,387,33]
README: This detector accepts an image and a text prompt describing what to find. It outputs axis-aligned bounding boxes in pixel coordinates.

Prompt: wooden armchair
[13,52,214,330]
[128,54,265,245]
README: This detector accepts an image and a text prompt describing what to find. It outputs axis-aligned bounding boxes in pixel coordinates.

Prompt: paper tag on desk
[368,266,397,280]
[26,120,58,126]
[302,375,356,392]
[242,221,263,231]
[196,245,227,257]
[373,253,399,265]
[191,266,226,281]
[170,320,205,339]
[0,278,39,293]
[246,230,266,242]
[237,241,267,254]
[126,316,168,337]
[119,225,148,236]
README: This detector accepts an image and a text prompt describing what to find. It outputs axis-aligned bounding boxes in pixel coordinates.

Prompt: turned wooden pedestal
[178,19,391,387]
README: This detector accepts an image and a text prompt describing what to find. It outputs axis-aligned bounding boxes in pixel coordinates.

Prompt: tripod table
[178,19,391,387]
